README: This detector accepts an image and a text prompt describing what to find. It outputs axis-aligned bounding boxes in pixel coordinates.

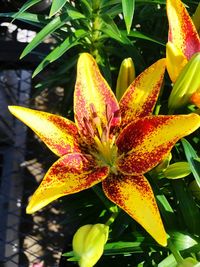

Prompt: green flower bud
[176,257,199,267]
[72,224,109,267]
[168,52,200,110]
[163,162,191,179]
[116,58,135,101]
[154,153,172,173]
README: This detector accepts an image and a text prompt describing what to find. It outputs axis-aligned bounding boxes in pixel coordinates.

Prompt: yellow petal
[119,58,165,126]
[8,106,80,157]
[103,174,167,246]
[167,0,200,60]
[74,53,120,145]
[166,41,188,83]
[117,114,200,175]
[26,153,109,213]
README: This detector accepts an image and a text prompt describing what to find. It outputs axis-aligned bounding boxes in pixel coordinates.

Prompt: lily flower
[8,53,200,246]
[166,0,200,83]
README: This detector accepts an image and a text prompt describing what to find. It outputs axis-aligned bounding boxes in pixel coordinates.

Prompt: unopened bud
[168,52,200,110]
[72,224,109,267]
[176,257,199,267]
[163,162,191,179]
[154,153,172,173]
[166,42,188,83]
[116,58,135,100]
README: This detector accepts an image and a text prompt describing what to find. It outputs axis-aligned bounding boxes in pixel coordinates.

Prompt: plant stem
[105,211,118,226]
[168,239,184,264]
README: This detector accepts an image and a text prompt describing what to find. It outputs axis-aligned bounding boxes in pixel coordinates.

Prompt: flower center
[83,104,118,173]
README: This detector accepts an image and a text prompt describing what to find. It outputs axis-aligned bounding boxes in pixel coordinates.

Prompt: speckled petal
[8,106,81,157]
[74,53,120,143]
[117,114,200,175]
[103,174,167,246]
[167,0,200,60]
[120,59,165,126]
[26,153,109,213]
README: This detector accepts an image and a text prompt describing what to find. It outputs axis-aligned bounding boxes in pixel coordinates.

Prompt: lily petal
[74,53,120,144]
[167,0,200,60]
[103,174,167,246]
[117,114,200,175]
[120,59,165,126]
[26,153,109,213]
[8,106,81,157]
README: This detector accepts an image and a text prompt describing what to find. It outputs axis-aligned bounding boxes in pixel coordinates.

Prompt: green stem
[168,239,184,264]
[105,211,118,226]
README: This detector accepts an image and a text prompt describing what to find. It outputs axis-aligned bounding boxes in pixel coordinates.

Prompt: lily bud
[166,42,188,83]
[168,52,200,110]
[154,153,172,173]
[72,224,109,267]
[116,58,135,100]
[176,257,199,267]
[163,162,191,179]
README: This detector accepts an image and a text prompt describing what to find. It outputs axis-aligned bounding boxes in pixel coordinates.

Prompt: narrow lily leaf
[74,53,120,144]
[20,14,69,59]
[181,138,200,187]
[11,0,42,22]
[172,180,200,235]
[100,14,121,37]
[120,58,165,126]
[122,0,135,34]
[117,114,200,175]
[32,29,86,77]
[167,0,200,59]
[0,12,48,26]
[103,174,167,246]
[128,30,165,46]
[49,0,68,18]
[26,153,110,213]
[8,106,81,157]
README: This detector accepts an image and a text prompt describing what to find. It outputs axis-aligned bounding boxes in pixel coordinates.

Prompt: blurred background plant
[0,0,200,266]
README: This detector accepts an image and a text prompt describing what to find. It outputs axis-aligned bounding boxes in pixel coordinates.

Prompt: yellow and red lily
[8,53,200,246]
[166,0,200,83]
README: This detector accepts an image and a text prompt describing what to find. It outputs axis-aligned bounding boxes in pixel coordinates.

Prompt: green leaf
[181,138,200,187]
[0,12,48,26]
[172,179,200,235]
[49,0,68,17]
[11,0,42,22]
[20,14,69,59]
[128,30,165,46]
[32,29,86,77]
[122,0,135,34]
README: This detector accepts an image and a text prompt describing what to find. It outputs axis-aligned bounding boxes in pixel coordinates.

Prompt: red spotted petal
[8,106,81,157]
[167,0,200,60]
[120,59,165,125]
[116,114,200,175]
[103,174,167,246]
[26,153,109,213]
[74,53,120,144]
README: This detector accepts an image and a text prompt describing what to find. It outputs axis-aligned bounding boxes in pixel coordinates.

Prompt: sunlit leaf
[49,0,68,18]
[11,0,41,22]
[20,14,69,59]
[32,29,87,77]
[122,0,135,34]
